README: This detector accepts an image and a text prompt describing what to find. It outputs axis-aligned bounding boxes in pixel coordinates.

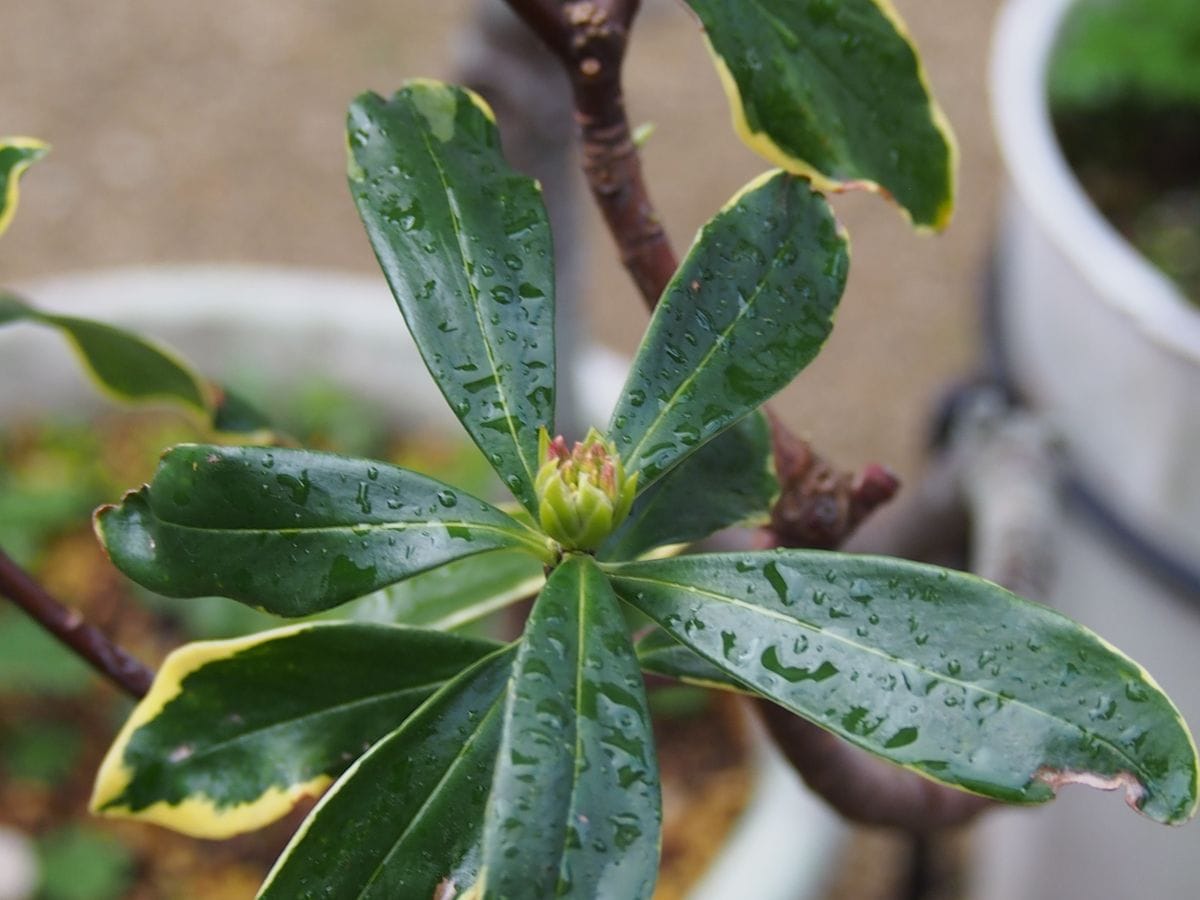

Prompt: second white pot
[981,2,1200,897]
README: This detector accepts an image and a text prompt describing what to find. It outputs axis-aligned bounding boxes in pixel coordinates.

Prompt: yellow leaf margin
[90,623,333,840]
[0,136,49,236]
[702,0,959,232]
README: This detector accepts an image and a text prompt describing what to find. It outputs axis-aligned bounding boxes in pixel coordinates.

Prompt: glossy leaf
[635,629,748,694]
[684,0,956,228]
[481,556,660,898]
[0,137,48,235]
[600,410,777,561]
[0,292,271,434]
[259,646,514,899]
[608,172,847,489]
[348,81,555,514]
[1,293,206,409]
[95,444,554,617]
[343,548,544,630]
[609,551,1199,824]
[91,622,498,838]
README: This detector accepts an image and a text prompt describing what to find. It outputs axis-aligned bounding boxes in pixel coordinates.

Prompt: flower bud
[535,427,637,551]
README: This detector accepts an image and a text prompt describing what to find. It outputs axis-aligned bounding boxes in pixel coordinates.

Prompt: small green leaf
[259,646,514,899]
[609,172,847,489]
[0,137,48,235]
[601,410,777,560]
[635,629,749,694]
[209,385,274,435]
[1050,0,1200,110]
[37,312,209,407]
[0,607,94,696]
[343,548,544,630]
[37,826,133,900]
[348,81,555,514]
[96,444,554,617]
[91,622,499,838]
[3,722,84,784]
[609,551,1200,825]
[481,556,660,898]
[0,292,273,434]
[684,0,957,229]
[0,293,206,407]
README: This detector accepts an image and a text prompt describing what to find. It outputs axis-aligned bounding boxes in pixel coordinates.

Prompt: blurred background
[7,0,1200,897]
[5,1,1099,898]
[1,0,1003,482]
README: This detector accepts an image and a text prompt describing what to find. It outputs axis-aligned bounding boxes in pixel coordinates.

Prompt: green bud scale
[534,428,638,551]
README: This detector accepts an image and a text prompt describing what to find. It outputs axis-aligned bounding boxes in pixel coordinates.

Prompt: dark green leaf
[96,444,554,617]
[635,629,748,694]
[209,385,274,435]
[260,646,515,899]
[600,410,777,560]
[609,551,1200,825]
[0,292,273,434]
[343,548,544,630]
[37,826,133,900]
[0,293,206,409]
[91,622,498,838]
[684,0,956,228]
[41,312,208,407]
[0,137,48,235]
[481,556,660,898]
[348,81,555,514]
[608,172,847,489]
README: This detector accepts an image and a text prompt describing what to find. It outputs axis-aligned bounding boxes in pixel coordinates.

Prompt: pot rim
[989,0,1200,364]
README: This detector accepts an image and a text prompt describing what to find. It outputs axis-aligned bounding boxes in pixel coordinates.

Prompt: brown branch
[507,0,676,305]
[501,0,893,548]
[0,546,152,699]
[764,408,901,549]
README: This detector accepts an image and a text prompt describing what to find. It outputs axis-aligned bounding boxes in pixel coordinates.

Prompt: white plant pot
[980,2,1200,898]
[990,0,1200,562]
[0,264,843,900]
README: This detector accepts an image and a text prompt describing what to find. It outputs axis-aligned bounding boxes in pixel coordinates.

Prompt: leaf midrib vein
[149,516,546,555]
[548,567,590,894]
[358,692,505,897]
[150,681,444,771]
[623,187,794,473]
[612,571,1151,784]
[413,109,536,496]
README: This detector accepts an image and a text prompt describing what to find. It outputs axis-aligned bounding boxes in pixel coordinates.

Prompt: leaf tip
[92,625,333,838]
[0,136,50,236]
[401,79,461,143]
[91,502,120,554]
